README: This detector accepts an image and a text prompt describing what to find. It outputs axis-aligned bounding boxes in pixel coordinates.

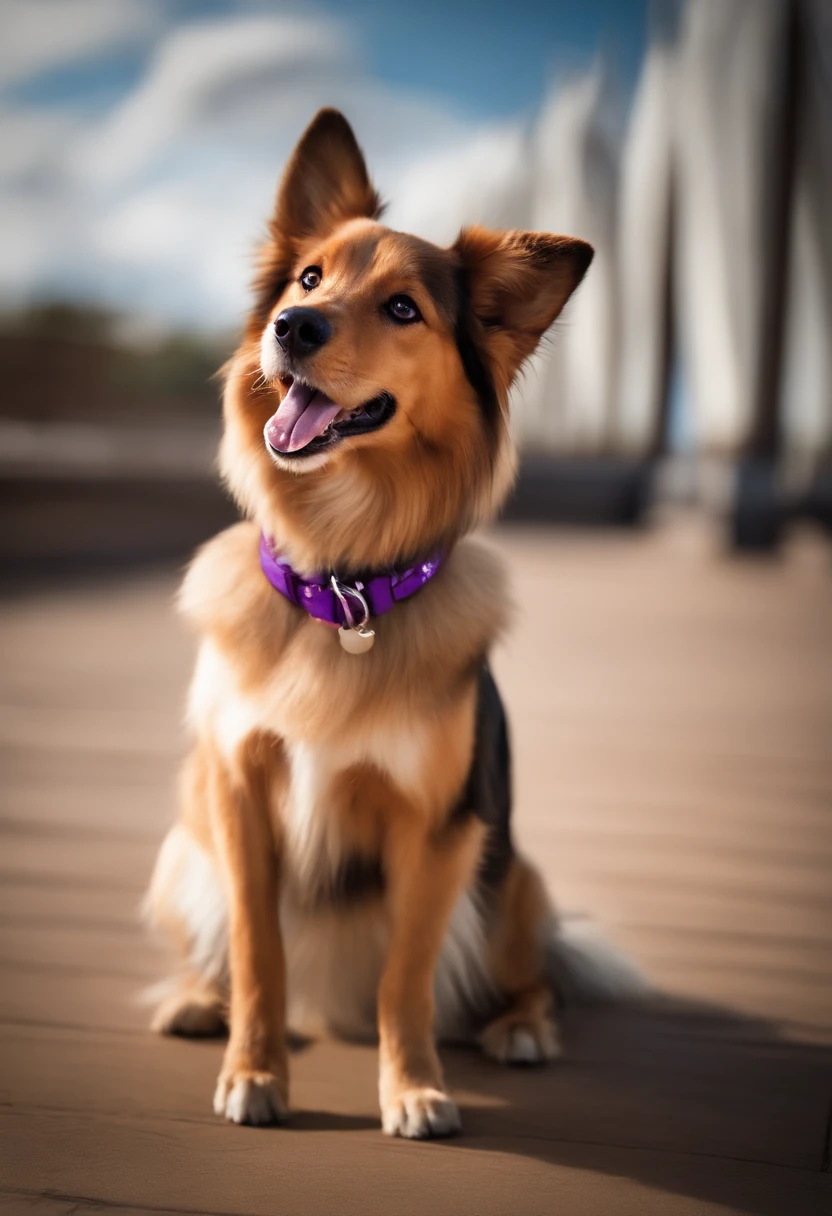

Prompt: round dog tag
[338,626,375,654]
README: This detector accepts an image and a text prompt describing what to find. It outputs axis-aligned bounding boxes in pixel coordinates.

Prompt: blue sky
[333,0,648,117]
[0,0,649,328]
[9,0,648,121]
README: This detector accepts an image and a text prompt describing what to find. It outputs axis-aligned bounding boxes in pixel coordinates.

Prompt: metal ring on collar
[330,575,370,632]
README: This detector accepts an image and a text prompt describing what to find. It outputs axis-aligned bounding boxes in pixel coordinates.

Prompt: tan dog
[145,109,605,1138]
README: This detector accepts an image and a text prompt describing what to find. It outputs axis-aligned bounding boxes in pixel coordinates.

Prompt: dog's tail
[547,915,651,1005]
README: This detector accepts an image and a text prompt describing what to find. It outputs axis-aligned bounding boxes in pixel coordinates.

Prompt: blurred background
[1,0,830,568]
[1,5,831,1212]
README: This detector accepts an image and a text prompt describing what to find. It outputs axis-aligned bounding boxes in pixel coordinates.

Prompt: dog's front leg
[207,744,288,1125]
[378,815,484,1139]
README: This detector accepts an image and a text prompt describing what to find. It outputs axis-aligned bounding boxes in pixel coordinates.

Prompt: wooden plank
[0,968,150,1037]
[0,922,160,982]
[0,1020,829,1172]
[1,1107,830,1216]
[0,880,145,931]
[1,521,831,1216]
[0,836,156,893]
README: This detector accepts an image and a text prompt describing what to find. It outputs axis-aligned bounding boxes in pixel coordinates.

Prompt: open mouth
[264,377,396,459]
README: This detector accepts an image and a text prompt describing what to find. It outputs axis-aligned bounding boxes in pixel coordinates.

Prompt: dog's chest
[190,639,430,887]
[279,739,378,893]
[285,717,437,885]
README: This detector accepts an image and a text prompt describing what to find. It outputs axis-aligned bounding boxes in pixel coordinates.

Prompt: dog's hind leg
[461,666,559,1064]
[480,854,560,1065]
[143,810,230,1039]
[149,972,227,1038]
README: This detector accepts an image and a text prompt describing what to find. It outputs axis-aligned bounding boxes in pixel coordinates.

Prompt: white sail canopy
[515,65,620,452]
[613,36,675,453]
[674,0,789,453]
[780,0,832,466]
[399,0,830,470]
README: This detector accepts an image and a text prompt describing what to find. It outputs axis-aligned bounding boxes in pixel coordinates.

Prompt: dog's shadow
[174,996,830,1213]
[435,995,832,1216]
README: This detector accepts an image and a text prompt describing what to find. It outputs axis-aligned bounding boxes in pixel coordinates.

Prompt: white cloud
[0,5,637,455]
[4,7,610,340]
[0,0,162,89]
[0,194,61,292]
[0,9,484,327]
[0,106,79,182]
[74,15,359,187]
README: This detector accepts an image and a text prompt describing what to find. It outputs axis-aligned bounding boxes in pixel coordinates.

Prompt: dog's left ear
[253,109,382,319]
[454,226,593,391]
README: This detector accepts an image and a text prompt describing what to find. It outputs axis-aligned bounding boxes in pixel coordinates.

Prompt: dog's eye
[300,266,322,292]
[386,295,421,325]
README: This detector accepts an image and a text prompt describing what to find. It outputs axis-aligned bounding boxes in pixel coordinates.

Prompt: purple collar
[259,534,444,628]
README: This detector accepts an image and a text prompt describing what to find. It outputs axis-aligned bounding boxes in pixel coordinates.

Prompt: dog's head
[221,109,592,573]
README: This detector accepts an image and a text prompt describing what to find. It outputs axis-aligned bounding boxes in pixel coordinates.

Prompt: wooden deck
[1,518,830,1215]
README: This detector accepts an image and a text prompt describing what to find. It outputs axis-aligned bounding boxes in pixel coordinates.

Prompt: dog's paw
[480,1013,560,1065]
[151,988,226,1038]
[381,1087,461,1139]
[213,1069,288,1126]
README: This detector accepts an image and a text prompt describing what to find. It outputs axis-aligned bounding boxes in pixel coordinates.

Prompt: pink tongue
[265,381,341,454]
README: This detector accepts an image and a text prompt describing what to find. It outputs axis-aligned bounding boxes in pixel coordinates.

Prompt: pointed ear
[253,109,382,319]
[273,108,381,242]
[453,227,593,391]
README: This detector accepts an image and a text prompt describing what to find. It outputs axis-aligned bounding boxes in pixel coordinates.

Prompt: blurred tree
[0,302,234,425]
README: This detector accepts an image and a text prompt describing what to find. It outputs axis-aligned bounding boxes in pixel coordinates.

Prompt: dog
[144,108,634,1139]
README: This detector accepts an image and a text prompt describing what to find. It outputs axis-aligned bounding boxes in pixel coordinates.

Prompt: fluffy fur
[144,108,640,1140]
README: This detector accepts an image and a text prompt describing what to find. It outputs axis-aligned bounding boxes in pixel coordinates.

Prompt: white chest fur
[188,640,431,886]
[283,740,340,888]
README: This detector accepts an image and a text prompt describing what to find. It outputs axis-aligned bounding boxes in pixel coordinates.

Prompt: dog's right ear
[253,109,382,319]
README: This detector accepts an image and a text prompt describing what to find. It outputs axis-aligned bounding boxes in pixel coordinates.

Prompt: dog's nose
[274,307,332,357]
